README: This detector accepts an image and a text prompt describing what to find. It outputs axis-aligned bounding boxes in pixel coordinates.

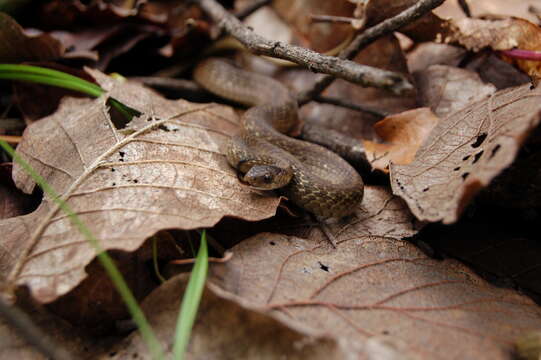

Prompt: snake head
[242,165,293,190]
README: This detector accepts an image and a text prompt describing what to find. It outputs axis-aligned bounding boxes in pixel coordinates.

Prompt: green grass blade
[0,71,103,97]
[0,64,104,94]
[0,140,164,360]
[173,230,209,360]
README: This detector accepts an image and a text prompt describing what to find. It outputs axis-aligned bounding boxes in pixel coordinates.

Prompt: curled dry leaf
[390,83,541,223]
[445,17,541,78]
[415,65,496,117]
[104,275,361,360]
[0,13,63,62]
[209,234,541,360]
[363,108,439,173]
[0,73,280,303]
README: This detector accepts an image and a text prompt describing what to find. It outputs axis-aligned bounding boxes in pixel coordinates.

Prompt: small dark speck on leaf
[462,172,470,180]
[490,144,501,159]
[109,351,117,357]
[119,151,125,157]
[111,168,115,172]
[133,179,139,184]
[453,167,461,171]
[318,261,329,272]
[473,150,484,164]
[158,124,170,132]
[269,241,276,246]
[423,187,429,192]
[112,182,116,186]
[382,330,390,335]
[462,155,471,161]
[471,133,487,148]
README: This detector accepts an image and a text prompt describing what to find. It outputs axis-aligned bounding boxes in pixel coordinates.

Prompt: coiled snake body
[194,58,364,218]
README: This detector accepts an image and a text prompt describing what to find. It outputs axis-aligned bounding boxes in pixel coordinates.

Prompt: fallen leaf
[407,42,466,74]
[104,275,363,360]
[435,0,541,24]
[209,234,541,360]
[390,83,541,223]
[445,17,541,78]
[0,73,279,303]
[363,108,440,172]
[0,12,63,62]
[414,65,496,117]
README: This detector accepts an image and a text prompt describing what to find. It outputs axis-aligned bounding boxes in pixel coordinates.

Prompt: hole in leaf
[471,133,487,148]
[462,172,470,181]
[106,97,141,129]
[318,261,329,272]
[473,150,484,164]
[158,124,170,132]
[490,144,501,159]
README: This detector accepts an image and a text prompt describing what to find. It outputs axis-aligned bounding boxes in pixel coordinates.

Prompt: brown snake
[194,58,364,218]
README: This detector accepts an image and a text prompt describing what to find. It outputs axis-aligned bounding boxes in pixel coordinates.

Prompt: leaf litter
[3,1,541,359]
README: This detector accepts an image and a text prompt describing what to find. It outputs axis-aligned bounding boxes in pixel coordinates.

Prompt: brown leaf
[364,108,440,172]
[435,0,541,24]
[445,17,541,78]
[415,65,496,117]
[209,234,541,360]
[104,276,361,360]
[390,83,541,223]
[0,74,279,303]
[0,13,63,62]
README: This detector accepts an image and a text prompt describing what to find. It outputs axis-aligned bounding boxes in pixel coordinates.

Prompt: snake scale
[194,58,364,218]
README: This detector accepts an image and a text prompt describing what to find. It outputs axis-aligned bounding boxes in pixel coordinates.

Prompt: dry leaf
[0,13,63,62]
[390,83,541,223]
[407,42,466,74]
[445,17,541,78]
[435,0,541,24]
[0,73,280,303]
[104,276,362,360]
[364,108,440,172]
[209,234,541,360]
[415,65,496,117]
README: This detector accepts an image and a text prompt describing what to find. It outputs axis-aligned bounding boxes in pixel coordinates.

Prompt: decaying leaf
[444,17,541,78]
[390,83,541,223]
[104,275,362,360]
[0,12,63,62]
[415,65,496,117]
[363,108,439,173]
[0,73,280,303]
[209,234,541,360]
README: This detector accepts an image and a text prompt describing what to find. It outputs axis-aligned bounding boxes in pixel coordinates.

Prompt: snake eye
[263,174,273,183]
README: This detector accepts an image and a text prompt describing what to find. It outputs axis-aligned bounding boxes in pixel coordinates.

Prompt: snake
[193,58,364,218]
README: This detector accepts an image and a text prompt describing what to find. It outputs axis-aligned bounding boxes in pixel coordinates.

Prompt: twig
[310,14,356,24]
[297,0,446,105]
[0,298,72,360]
[314,95,387,118]
[197,0,413,95]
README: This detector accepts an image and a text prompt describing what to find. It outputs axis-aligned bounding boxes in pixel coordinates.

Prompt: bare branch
[197,0,413,95]
[297,0,446,105]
